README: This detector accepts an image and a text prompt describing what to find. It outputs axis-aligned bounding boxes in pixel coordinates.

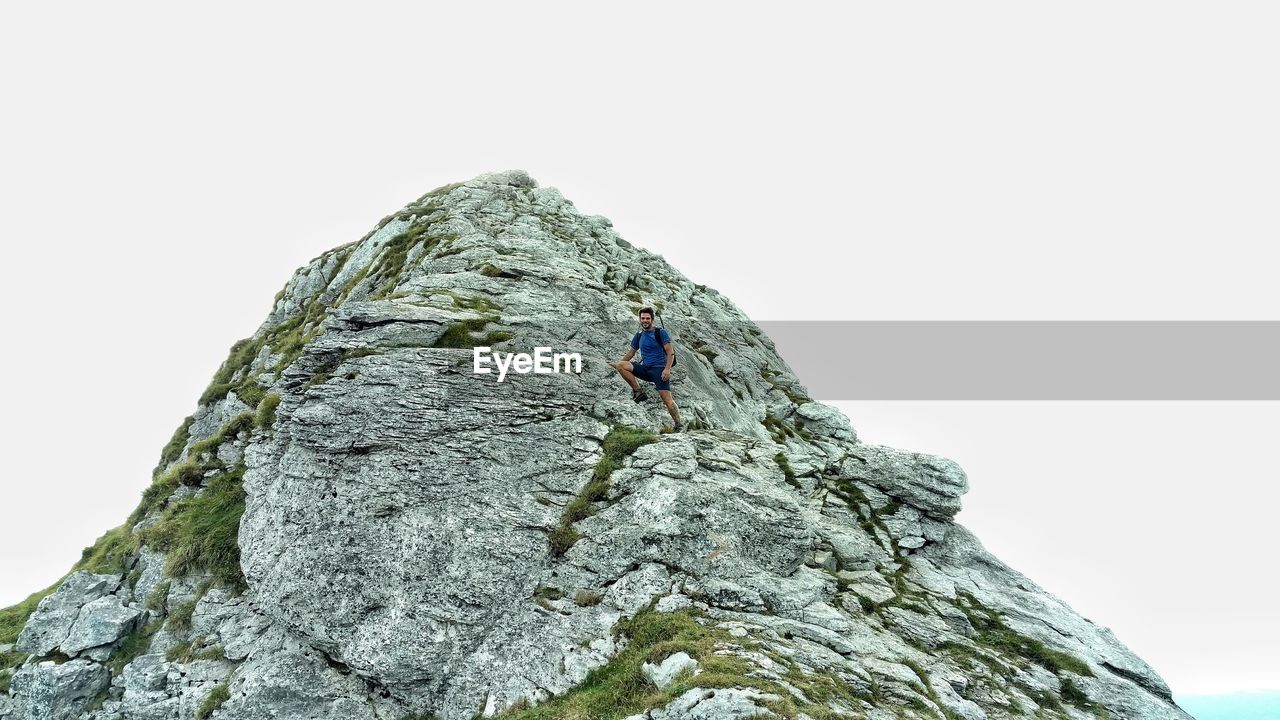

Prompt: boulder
[15,572,119,657]
[8,659,109,720]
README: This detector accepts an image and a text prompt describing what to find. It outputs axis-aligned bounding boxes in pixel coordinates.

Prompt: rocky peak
[0,171,1188,720]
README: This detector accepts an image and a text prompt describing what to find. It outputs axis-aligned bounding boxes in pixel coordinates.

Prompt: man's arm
[620,347,637,363]
[661,341,674,379]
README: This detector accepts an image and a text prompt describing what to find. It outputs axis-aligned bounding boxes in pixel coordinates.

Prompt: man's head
[638,307,654,329]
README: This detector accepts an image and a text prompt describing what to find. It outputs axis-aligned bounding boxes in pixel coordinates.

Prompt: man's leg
[610,360,640,391]
[658,390,681,426]
[612,360,649,401]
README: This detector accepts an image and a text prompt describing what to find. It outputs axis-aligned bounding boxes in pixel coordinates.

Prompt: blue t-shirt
[631,328,671,367]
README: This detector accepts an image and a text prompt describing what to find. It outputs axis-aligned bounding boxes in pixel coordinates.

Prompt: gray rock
[204,636,386,720]
[15,572,119,656]
[119,653,175,720]
[650,687,781,720]
[839,446,969,519]
[642,651,699,689]
[897,536,926,550]
[9,659,109,720]
[61,595,141,655]
[604,564,673,614]
[844,580,895,607]
[655,594,694,613]
[810,550,837,571]
[795,403,856,442]
[129,547,169,613]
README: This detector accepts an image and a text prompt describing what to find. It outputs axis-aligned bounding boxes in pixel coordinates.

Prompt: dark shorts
[631,364,671,391]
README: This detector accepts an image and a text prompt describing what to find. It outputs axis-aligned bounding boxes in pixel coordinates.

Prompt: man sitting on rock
[610,307,684,432]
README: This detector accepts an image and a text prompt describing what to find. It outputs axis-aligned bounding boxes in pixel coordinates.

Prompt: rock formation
[0,171,1190,720]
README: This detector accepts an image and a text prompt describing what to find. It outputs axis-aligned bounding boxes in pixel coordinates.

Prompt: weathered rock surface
[643,652,700,690]
[62,598,141,656]
[15,573,122,658]
[8,659,109,720]
[1,170,1190,720]
[651,687,783,720]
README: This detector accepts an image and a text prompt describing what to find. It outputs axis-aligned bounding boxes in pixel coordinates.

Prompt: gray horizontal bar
[756,321,1280,400]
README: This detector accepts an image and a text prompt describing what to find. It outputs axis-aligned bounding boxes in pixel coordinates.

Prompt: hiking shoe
[632,388,649,403]
[671,421,686,433]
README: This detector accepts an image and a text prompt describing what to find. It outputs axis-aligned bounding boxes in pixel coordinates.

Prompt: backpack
[634,315,677,367]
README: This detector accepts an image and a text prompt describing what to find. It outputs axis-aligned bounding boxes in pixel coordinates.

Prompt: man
[610,307,684,432]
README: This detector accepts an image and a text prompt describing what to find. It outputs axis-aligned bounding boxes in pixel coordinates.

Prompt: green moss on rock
[549,426,657,557]
[433,317,511,349]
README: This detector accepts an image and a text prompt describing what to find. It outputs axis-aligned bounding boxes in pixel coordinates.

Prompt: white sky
[1,0,1276,699]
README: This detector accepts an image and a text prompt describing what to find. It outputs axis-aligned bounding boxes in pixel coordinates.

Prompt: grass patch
[153,415,195,478]
[1026,688,1065,713]
[236,383,266,408]
[110,620,161,675]
[503,606,854,720]
[956,592,1094,678]
[501,607,752,720]
[199,336,269,405]
[139,463,249,592]
[535,587,565,601]
[535,586,566,612]
[1,645,25,672]
[256,393,281,429]
[1060,677,1096,712]
[129,470,181,525]
[450,293,503,313]
[762,414,796,443]
[196,681,231,720]
[166,641,190,662]
[74,525,137,576]
[268,303,327,378]
[305,348,380,389]
[479,263,520,279]
[898,657,968,720]
[168,591,200,630]
[130,411,257,526]
[188,413,255,460]
[575,590,603,607]
[432,316,512,348]
[774,452,799,489]
[416,181,464,201]
[549,426,657,557]
[778,655,872,710]
[548,525,580,558]
[147,581,171,612]
[366,216,449,299]
[937,641,1010,677]
[760,368,810,406]
[167,636,226,664]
